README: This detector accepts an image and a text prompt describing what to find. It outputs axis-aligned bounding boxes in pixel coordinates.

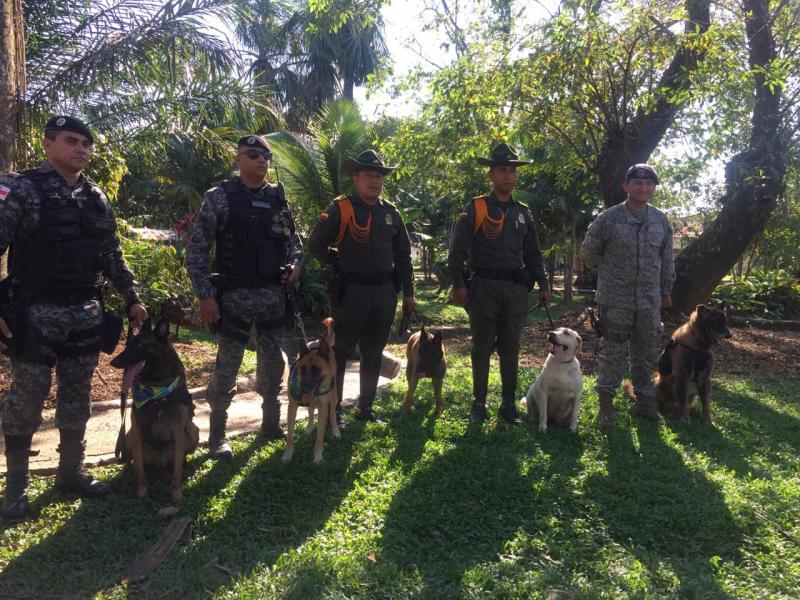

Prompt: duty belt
[342,271,393,285]
[23,287,100,306]
[216,275,280,289]
[473,268,516,281]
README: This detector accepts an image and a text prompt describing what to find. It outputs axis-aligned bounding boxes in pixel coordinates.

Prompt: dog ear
[432,331,442,344]
[420,326,427,338]
[696,304,708,317]
[298,344,311,359]
[155,318,171,340]
[575,333,582,354]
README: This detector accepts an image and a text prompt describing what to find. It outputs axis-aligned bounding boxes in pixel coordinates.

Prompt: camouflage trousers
[206,286,286,412]
[2,301,103,436]
[595,305,661,397]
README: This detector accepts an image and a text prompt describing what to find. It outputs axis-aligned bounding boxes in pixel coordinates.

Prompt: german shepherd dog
[110,318,199,504]
[283,318,340,464]
[654,304,732,424]
[402,327,447,415]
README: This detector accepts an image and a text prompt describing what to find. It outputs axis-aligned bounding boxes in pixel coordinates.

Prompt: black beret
[237,135,271,152]
[625,163,659,184]
[44,115,94,144]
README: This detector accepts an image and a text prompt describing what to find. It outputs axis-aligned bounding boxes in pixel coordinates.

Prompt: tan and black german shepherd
[654,304,732,424]
[283,318,340,464]
[402,327,447,416]
[110,318,199,504]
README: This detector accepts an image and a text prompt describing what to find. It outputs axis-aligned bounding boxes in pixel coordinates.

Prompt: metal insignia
[248,136,256,145]
[385,214,392,225]
[284,227,290,236]
[518,213,525,224]
[56,117,66,126]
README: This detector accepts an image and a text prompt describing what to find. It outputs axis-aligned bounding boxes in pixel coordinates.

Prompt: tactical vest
[214,180,291,287]
[10,169,115,296]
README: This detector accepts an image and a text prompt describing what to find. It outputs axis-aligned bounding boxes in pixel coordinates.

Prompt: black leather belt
[473,268,516,281]
[342,272,393,285]
[25,287,100,306]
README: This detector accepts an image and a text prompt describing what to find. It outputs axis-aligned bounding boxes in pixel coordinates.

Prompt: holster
[101,311,124,354]
[0,278,23,357]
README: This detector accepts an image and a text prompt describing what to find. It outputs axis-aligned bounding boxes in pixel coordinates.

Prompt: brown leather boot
[633,394,662,421]
[597,392,616,428]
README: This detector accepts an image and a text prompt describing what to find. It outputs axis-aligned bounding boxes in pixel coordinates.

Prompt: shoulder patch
[0,185,10,202]
[319,211,330,220]
[458,212,469,221]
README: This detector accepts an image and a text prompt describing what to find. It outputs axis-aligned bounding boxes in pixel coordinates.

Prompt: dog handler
[448,142,550,425]
[0,116,148,519]
[307,150,415,424]
[186,135,303,460]
[580,163,675,426]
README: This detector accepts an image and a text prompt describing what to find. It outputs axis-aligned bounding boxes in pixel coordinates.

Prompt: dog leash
[114,324,134,462]
[531,298,555,329]
[286,284,310,346]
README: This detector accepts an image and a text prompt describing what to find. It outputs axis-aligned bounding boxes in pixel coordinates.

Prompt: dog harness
[288,360,334,407]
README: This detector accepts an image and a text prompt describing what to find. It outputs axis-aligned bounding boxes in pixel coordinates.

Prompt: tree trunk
[563,220,576,306]
[0,0,25,278]
[595,0,711,208]
[342,75,354,100]
[672,0,784,313]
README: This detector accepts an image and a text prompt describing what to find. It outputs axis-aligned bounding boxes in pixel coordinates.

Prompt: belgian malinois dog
[283,318,340,464]
[654,304,732,424]
[402,327,447,416]
[110,318,199,504]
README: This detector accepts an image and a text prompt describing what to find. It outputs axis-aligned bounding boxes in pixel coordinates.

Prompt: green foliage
[104,222,195,318]
[712,270,800,319]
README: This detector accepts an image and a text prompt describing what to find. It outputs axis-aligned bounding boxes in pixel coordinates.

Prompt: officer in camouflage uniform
[448,143,550,424]
[308,150,415,424]
[0,116,148,520]
[580,163,675,426]
[186,135,303,460]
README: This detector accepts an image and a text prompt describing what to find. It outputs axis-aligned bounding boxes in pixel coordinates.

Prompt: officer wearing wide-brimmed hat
[580,163,674,427]
[186,134,304,459]
[0,115,148,519]
[308,149,415,424]
[448,142,550,425]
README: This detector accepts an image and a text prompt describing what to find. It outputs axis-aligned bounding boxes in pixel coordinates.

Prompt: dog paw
[332,430,342,439]
[538,425,547,433]
[313,454,324,465]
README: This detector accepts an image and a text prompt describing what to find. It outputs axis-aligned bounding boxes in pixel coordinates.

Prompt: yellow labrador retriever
[524,327,583,432]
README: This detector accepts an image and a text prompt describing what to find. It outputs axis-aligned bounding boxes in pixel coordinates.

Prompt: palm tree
[266,98,369,232]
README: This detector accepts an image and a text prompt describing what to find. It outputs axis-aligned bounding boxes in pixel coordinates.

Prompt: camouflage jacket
[185,177,304,300]
[0,160,140,306]
[447,191,549,291]
[580,201,675,310]
[307,193,414,296]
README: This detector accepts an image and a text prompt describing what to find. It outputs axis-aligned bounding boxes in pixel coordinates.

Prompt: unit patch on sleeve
[0,185,11,203]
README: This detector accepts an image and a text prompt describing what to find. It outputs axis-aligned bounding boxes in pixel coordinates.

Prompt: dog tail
[622,379,636,401]
[322,317,335,347]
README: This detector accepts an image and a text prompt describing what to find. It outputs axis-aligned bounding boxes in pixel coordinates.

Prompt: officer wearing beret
[0,116,148,519]
[308,150,415,424]
[580,163,675,426]
[448,142,550,424]
[186,135,303,459]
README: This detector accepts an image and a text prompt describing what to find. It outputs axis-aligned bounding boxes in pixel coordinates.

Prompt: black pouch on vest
[102,311,124,354]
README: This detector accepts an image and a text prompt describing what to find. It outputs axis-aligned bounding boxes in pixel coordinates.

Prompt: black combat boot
[260,400,285,441]
[355,353,382,423]
[55,429,111,498]
[498,397,521,425]
[2,435,33,520]
[208,409,233,460]
[468,399,488,423]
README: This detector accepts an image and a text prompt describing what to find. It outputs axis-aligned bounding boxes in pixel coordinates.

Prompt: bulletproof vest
[214,180,291,285]
[10,169,115,293]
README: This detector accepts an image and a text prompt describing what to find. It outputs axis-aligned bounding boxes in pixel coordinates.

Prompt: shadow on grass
[585,420,742,598]
[376,411,585,599]
[0,418,368,599]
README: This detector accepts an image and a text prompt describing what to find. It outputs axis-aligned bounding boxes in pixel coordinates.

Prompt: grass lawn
[1,349,799,599]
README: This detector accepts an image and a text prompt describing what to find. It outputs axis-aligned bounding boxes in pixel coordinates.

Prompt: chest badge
[518,213,525,225]
[385,214,393,225]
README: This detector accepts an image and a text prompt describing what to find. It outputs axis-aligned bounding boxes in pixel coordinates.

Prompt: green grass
[2,350,799,599]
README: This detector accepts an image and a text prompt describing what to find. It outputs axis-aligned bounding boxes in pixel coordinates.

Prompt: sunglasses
[239,149,272,160]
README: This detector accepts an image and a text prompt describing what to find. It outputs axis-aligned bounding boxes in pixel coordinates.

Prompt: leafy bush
[712,270,800,319]
[104,221,196,321]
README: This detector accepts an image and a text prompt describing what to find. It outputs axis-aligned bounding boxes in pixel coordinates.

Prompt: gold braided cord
[480,211,505,239]
[347,212,372,244]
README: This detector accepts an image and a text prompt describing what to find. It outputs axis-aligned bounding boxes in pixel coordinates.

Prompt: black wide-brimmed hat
[44,115,94,144]
[343,149,397,175]
[476,142,532,167]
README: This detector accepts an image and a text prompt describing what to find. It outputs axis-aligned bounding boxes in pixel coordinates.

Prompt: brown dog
[402,327,447,415]
[654,304,732,424]
[283,318,340,464]
[110,318,199,505]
